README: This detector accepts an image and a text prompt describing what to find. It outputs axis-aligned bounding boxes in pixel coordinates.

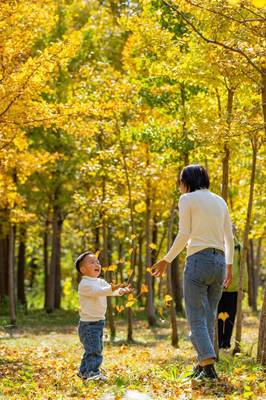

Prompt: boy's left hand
[119,284,132,295]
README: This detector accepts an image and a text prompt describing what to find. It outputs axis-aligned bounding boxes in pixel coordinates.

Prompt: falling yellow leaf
[107,264,117,272]
[116,305,125,313]
[164,294,172,304]
[218,312,229,321]
[129,248,134,255]
[140,284,149,294]
[146,267,152,274]
[149,243,157,250]
[131,234,136,240]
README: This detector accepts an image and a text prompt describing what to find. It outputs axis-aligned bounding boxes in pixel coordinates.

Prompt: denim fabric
[183,249,226,362]
[78,320,105,377]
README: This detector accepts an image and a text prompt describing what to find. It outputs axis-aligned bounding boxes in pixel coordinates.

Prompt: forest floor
[0,310,265,400]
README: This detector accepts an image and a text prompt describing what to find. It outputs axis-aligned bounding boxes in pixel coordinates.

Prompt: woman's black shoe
[197,364,218,380]
[189,364,203,378]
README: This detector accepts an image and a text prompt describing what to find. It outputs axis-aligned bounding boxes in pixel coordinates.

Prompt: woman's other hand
[151,259,169,277]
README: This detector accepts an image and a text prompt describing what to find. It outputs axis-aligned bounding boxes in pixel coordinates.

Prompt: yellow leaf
[149,242,157,250]
[140,284,149,294]
[129,248,134,255]
[218,312,229,321]
[116,305,125,313]
[146,267,152,274]
[164,294,172,304]
[131,234,136,240]
[128,294,134,301]
[125,301,135,308]
[107,264,117,272]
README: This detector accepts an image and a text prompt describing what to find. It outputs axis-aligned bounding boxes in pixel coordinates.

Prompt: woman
[151,165,234,380]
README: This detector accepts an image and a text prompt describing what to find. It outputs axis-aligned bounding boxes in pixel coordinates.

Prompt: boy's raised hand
[119,284,132,295]
[111,282,127,291]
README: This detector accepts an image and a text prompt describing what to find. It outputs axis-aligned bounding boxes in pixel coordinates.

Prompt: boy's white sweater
[78,276,121,322]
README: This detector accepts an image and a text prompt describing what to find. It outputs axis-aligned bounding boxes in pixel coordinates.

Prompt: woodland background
[0,0,265,398]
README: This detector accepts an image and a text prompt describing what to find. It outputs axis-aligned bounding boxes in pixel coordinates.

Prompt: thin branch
[162,0,262,74]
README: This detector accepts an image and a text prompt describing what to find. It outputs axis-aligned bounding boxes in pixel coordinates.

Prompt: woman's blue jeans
[184,248,226,362]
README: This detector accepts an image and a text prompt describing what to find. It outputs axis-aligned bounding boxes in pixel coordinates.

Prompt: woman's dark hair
[180,164,210,192]
[75,251,94,273]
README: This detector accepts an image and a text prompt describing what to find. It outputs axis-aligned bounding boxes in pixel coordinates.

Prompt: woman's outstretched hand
[151,259,169,277]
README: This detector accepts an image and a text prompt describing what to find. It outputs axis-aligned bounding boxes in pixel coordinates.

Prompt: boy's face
[80,254,101,278]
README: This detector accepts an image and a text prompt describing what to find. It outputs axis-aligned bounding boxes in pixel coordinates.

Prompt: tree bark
[234,140,257,354]
[17,226,27,307]
[257,288,266,365]
[167,200,179,347]
[8,225,16,326]
[247,239,257,312]
[44,217,49,309]
[145,147,156,327]
[222,88,234,203]
[171,256,183,315]
[46,202,63,313]
[0,223,9,303]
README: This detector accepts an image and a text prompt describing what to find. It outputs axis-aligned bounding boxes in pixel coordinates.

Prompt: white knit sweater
[163,189,234,264]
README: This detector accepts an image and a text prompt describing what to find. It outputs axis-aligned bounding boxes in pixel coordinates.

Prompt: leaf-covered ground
[0,310,265,399]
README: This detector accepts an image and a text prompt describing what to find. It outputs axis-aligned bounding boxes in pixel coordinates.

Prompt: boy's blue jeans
[78,320,105,377]
[184,248,226,362]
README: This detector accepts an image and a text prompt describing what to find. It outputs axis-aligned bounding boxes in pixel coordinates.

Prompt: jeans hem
[198,353,217,362]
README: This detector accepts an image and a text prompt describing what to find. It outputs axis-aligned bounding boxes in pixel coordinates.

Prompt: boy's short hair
[75,251,94,273]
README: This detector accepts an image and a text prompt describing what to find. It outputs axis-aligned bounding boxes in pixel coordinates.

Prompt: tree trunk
[137,235,143,297]
[145,148,156,327]
[222,88,234,203]
[167,200,179,347]
[17,226,27,307]
[8,225,16,326]
[234,140,257,354]
[257,288,266,365]
[171,256,183,314]
[118,124,137,341]
[54,215,63,309]
[46,202,62,313]
[44,217,49,309]
[0,223,9,303]
[103,216,116,340]
[261,67,266,135]
[247,239,257,312]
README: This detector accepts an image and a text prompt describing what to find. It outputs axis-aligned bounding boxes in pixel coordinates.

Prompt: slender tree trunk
[257,288,266,365]
[46,202,62,313]
[44,217,49,309]
[8,225,16,326]
[247,239,257,312]
[102,215,116,340]
[167,200,179,347]
[171,256,183,314]
[136,235,143,294]
[17,226,27,307]
[118,127,136,342]
[222,88,234,203]
[234,140,257,354]
[145,148,156,327]
[0,222,9,303]
[261,67,266,135]
[55,215,63,309]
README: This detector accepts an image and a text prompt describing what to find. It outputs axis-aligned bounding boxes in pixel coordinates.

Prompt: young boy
[75,251,132,381]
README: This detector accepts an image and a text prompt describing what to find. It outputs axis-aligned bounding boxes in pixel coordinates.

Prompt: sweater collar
[82,276,98,280]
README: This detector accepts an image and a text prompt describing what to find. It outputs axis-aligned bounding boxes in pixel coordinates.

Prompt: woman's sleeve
[224,207,234,264]
[163,195,191,263]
